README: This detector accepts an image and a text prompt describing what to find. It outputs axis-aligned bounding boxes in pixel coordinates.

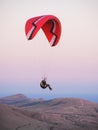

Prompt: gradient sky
[0,0,98,100]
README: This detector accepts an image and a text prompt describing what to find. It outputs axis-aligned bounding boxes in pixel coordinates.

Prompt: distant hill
[0,94,27,102]
[0,94,98,130]
[0,94,44,107]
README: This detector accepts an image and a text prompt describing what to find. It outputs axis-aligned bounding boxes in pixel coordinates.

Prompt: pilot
[40,78,52,90]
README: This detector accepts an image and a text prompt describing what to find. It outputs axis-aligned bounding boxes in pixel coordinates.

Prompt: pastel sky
[0,0,98,100]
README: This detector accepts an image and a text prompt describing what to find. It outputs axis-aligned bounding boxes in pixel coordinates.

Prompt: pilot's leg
[46,84,52,90]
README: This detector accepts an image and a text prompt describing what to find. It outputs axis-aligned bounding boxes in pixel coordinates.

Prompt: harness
[40,80,47,89]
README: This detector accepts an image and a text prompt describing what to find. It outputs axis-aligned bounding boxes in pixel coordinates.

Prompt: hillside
[0,95,98,130]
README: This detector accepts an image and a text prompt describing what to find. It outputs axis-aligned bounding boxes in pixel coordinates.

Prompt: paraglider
[40,77,52,90]
[25,15,61,46]
[25,15,61,90]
